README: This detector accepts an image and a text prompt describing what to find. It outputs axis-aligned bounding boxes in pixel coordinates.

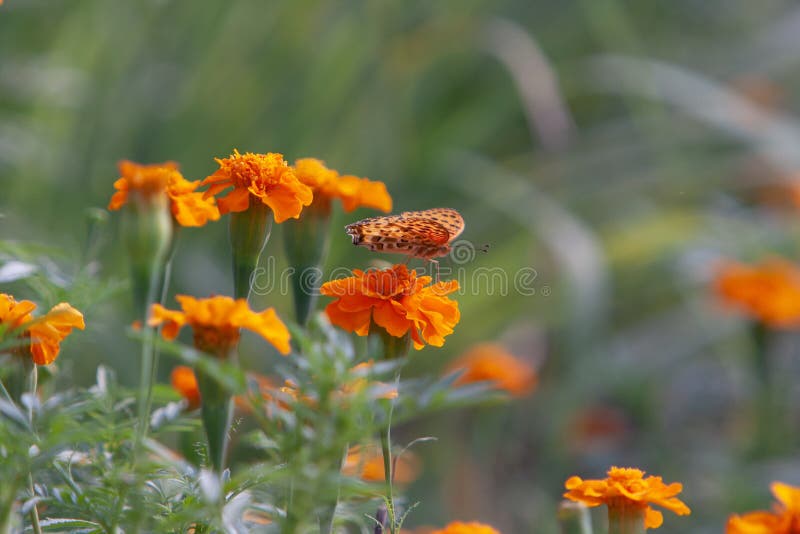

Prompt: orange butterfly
[345,208,465,261]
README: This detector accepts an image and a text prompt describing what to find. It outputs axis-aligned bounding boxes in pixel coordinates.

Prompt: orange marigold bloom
[201,150,313,222]
[429,522,501,534]
[714,258,800,327]
[342,444,420,484]
[320,264,460,350]
[108,160,220,227]
[0,294,85,365]
[727,482,800,534]
[171,365,201,410]
[447,343,537,397]
[294,158,392,213]
[564,467,690,529]
[148,295,291,357]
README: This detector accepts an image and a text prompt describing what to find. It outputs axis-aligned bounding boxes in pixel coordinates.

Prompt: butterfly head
[345,223,363,245]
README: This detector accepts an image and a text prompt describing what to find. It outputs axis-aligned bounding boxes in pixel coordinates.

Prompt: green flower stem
[283,201,331,325]
[121,193,173,534]
[749,321,783,456]
[122,195,173,317]
[374,327,410,534]
[230,199,272,300]
[122,194,173,446]
[380,425,396,534]
[0,490,13,534]
[607,503,646,534]
[558,501,593,534]
[377,329,412,361]
[318,445,348,534]
[196,355,235,473]
[25,364,42,534]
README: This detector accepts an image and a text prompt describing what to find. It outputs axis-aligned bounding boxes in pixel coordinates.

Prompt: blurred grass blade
[484,18,575,152]
[585,54,800,174]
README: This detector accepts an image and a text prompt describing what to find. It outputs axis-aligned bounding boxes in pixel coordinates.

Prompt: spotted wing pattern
[346,208,465,258]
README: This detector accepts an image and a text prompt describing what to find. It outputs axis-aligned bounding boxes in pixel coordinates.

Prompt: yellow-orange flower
[320,264,459,350]
[727,482,800,534]
[293,158,392,213]
[429,522,501,534]
[713,258,800,327]
[342,444,420,484]
[201,150,313,222]
[108,160,220,227]
[447,343,537,397]
[148,295,291,357]
[564,467,690,529]
[171,366,201,410]
[0,294,85,365]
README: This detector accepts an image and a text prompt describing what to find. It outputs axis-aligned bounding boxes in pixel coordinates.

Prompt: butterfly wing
[402,208,464,243]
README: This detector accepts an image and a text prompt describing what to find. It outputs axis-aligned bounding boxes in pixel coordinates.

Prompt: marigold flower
[108,160,220,227]
[148,295,291,357]
[293,158,392,213]
[564,467,690,529]
[320,264,459,350]
[201,150,313,222]
[171,365,201,410]
[727,482,800,533]
[429,522,501,534]
[0,293,85,365]
[713,258,800,327]
[342,444,420,484]
[447,343,537,397]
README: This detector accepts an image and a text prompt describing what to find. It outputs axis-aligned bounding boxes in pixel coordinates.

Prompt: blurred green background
[5,0,800,532]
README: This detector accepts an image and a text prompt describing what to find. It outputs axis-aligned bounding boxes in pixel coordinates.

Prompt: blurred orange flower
[320,264,459,349]
[337,361,398,400]
[447,343,537,397]
[429,522,500,534]
[201,150,313,222]
[564,467,690,529]
[714,258,800,327]
[727,482,800,534]
[342,444,420,484]
[108,160,220,227]
[149,295,291,357]
[0,293,85,365]
[293,158,392,213]
[567,404,631,455]
[171,366,201,410]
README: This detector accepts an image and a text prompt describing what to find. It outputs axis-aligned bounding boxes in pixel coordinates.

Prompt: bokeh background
[5,1,800,532]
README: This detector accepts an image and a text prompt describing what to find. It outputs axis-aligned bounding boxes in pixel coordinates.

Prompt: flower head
[342,444,420,484]
[320,264,459,349]
[109,160,220,227]
[447,343,537,397]
[148,295,291,357]
[713,258,800,327]
[429,522,501,534]
[202,150,313,222]
[564,467,690,529]
[171,365,201,410]
[294,158,392,213]
[727,482,800,533]
[0,294,85,365]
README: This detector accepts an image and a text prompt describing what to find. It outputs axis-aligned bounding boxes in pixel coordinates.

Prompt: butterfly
[345,208,465,261]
